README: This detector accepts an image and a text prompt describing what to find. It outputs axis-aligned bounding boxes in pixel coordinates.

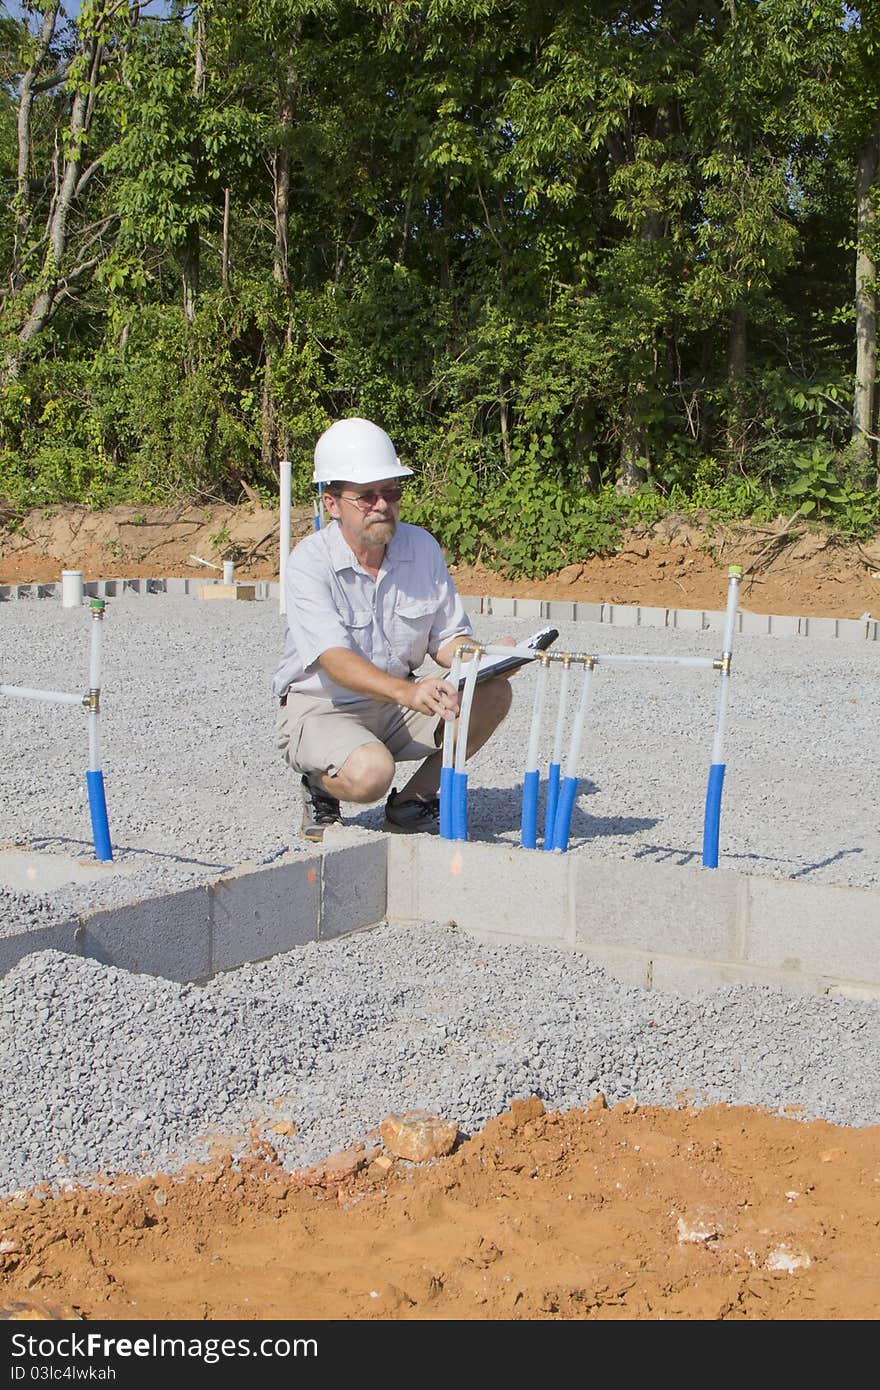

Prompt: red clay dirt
[2,504,880,1324]
[1,501,879,619]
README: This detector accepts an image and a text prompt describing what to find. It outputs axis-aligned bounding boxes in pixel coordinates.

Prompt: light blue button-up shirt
[272,520,472,703]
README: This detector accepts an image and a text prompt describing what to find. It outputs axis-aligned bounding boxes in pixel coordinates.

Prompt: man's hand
[406,674,460,720]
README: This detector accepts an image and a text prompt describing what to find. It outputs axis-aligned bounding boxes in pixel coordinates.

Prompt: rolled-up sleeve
[426,546,472,655]
[286,550,354,670]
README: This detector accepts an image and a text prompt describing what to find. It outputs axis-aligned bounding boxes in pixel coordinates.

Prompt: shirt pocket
[389,598,436,675]
[340,606,374,660]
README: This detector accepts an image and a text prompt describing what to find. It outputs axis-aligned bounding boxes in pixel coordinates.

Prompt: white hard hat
[313,417,414,485]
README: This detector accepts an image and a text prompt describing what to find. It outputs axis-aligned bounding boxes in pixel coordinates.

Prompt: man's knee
[334,742,395,803]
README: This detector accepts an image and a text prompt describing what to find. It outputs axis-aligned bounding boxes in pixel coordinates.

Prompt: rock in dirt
[380,1110,459,1162]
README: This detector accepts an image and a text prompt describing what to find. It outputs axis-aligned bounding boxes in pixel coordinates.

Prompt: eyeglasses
[336,486,404,512]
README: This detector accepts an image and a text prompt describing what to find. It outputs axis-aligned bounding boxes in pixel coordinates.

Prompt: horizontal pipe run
[457,644,716,671]
[591,653,716,669]
[0,684,84,706]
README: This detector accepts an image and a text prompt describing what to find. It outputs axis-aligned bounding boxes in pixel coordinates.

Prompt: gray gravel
[0,593,878,1195]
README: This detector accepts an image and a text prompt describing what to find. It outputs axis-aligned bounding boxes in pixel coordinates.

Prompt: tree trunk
[853,129,879,488]
[726,301,748,464]
[617,381,651,492]
[9,20,103,371]
[273,99,292,291]
[13,2,61,291]
[221,187,230,290]
[180,222,199,326]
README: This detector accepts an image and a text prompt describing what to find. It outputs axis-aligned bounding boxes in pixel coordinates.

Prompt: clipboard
[457,626,559,689]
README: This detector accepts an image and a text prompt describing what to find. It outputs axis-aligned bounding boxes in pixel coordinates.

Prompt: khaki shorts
[276,691,443,779]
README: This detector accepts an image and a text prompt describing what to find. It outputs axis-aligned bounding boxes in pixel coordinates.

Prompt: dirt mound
[2,503,879,618]
[1,1096,878,1321]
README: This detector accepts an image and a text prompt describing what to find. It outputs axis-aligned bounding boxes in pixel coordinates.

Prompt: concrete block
[458,594,484,615]
[15,585,33,600]
[402,839,573,945]
[650,954,821,997]
[0,919,81,977]
[146,578,166,594]
[78,886,211,982]
[210,857,321,973]
[670,608,706,631]
[604,605,640,627]
[0,586,12,602]
[386,836,418,921]
[123,579,142,594]
[197,583,257,602]
[572,859,745,961]
[545,601,577,623]
[638,607,669,629]
[767,613,800,637]
[83,581,100,598]
[822,980,880,1003]
[836,618,870,642]
[573,602,603,624]
[746,878,880,984]
[100,580,124,597]
[571,944,653,990]
[800,617,838,640]
[868,620,879,642]
[487,596,516,617]
[514,597,543,619]
[321,839,387,941]
[702,610,726,632]
[164,577,190,595]
[740,611,771,636]
[37,583,57,599]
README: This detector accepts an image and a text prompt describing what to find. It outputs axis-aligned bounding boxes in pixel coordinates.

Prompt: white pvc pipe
[279,459,292,616]
[454,652,482,775]
[711,569,742,765]
[88,610,103,691]
[87,611,104,772]
[525,658,550,772]
[551,660,571,767]
[442,649,462,770]
[0,684,82,705]
[592,653,715,669]
[563,663,594,778]
[61,570,83,608]
[88,708,100,772]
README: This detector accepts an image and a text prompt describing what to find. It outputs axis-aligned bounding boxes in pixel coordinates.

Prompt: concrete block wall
[2,831,878,1000]
[0,841,389,984]
[1,579,875,642]
[385,836,880,1000]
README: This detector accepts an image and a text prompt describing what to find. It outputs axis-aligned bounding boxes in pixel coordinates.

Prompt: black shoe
[383,788,440,834]
[300,775,342,841]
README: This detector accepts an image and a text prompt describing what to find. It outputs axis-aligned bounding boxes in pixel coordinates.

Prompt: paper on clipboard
[456,626,559,689]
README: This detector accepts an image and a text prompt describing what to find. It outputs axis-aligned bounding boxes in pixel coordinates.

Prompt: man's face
[324,477,403,551]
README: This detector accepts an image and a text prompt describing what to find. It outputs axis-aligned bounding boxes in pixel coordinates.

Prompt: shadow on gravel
[26,834,233,873]
[634,842,866,878]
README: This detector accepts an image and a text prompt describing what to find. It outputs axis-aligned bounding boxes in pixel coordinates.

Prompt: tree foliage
[0,0,877,571]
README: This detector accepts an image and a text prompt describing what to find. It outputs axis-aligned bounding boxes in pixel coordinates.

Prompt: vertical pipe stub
[62,570,84,608]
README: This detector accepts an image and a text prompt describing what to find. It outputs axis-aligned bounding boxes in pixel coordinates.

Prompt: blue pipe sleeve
[440,765,454,840]
[552,776,579,853]
[452,770,468,841]
[543,763,560,851]
[702,762,726,868]
[86,769,113,862]
[521,769,539,849]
